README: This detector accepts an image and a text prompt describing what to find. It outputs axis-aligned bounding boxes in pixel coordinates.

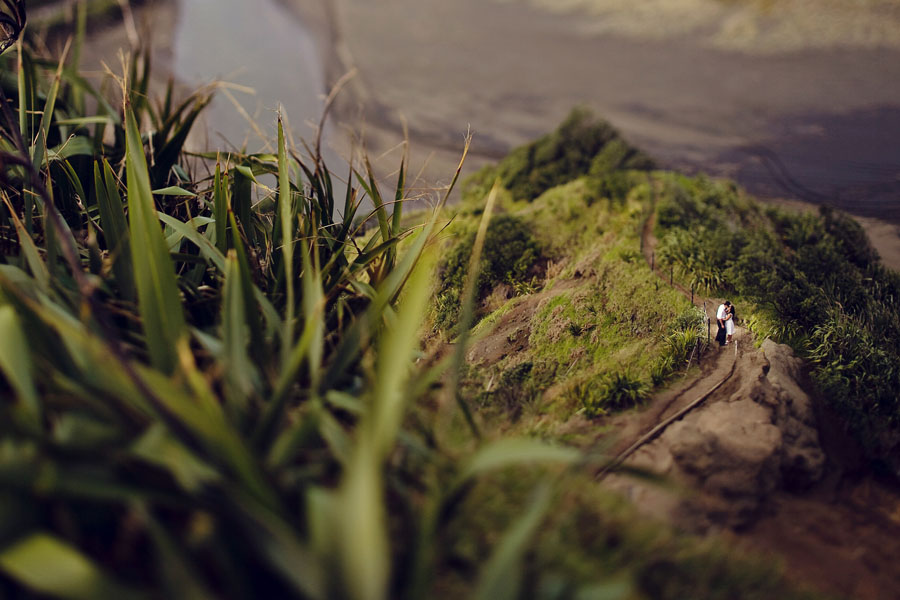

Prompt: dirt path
[603,210,900,599]
[600,206,746,471]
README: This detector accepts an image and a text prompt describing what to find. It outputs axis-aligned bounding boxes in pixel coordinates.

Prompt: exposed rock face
[759,340,827,490]
[611,339,826,530]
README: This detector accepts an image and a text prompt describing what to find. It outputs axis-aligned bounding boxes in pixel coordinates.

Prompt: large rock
[760,339,827,489]
[609,340,826,530]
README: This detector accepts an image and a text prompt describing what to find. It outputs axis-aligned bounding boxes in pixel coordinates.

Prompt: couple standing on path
[716,301,735,346]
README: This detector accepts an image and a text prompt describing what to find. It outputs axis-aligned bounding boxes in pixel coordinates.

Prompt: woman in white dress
[724,304,735,344]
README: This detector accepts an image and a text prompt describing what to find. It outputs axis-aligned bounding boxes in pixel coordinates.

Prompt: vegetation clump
[464,107,654,203]
[480,359,559,415]
[0,24,598,599]
[434,214,542,329]
[574,370,649,417]
[651,306,708,385]
[453,170,697,436]
[654,175,900,468]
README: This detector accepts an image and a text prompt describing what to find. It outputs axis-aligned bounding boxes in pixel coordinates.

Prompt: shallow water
[172,0,326,151]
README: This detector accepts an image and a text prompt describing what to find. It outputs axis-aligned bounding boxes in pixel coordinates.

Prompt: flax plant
[0,10,589,598]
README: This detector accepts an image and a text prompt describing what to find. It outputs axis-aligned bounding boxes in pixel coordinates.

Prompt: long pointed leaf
[157,212,224,272]
[474,483,554,600]
[221,250,256,418]
[213,163,227,254]
[388,151,406,269]
[277,115,295,364]
[301,236,324,392]
[125,105,186,373]
[0,305,41,430]
[457,438,580,485]
[95,160,134,300]
[31,43,69,173]
[2,196,49,290]
[361,156,390,249]
[228,210,266,365]
[231,165,254,246]
[335,250,434,600]
[447,179,501,437]
[0,533,148,600]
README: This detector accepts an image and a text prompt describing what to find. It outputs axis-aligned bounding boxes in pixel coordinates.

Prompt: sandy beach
[279,0,900,269]
[70,0,900,270]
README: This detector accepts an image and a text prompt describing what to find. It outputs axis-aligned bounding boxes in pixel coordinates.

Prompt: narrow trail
[603,208,900,600]
[598,209,744,468]
[596,342,737,480]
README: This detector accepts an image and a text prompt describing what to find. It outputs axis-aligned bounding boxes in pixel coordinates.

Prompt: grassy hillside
[443,109,900,474]
[434,174,702,438]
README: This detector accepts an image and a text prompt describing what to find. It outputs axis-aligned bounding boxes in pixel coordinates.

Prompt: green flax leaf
[277,114,296,363]
[0,305,41,430]
[213,163,228,254]
[125,105,186,374]
[94,160,134,300]
[457,438,580,485]
[30,45,68,172]
[3,197,49,290]
[151,186,196,197]
[474,483,554,600]
[221,250,257,418]
[335,251,434,600]
[0,533,148,600]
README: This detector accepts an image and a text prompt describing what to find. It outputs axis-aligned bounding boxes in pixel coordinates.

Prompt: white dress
[725,314,734,335]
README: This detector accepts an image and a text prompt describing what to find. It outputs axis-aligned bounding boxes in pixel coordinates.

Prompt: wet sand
[72,0,900,269]
[284,0,900,268]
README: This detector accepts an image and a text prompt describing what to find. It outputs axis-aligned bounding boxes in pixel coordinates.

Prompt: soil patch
[743,479,900,600]
[466,279,583,366]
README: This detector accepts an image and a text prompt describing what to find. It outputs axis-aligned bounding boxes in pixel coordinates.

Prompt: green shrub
[463,108,653,203]
[651,307,706,384]
[586,170,639,206]
[435,214,541,329]
[656,228,730,294]
[651,354,677,386]
[576,371,649,418]
[820,205,879,269]
[669,305,707,335]
[482,360,559,413]
[807,309,900,452]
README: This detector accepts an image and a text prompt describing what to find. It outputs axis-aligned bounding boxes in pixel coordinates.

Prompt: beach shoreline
[277,0,900,270]
[72,0,900,271]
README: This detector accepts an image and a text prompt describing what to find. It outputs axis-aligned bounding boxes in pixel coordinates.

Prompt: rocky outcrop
[609,339,826,531]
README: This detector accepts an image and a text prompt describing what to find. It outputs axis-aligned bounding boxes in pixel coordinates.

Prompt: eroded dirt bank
[606,335,900,600]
